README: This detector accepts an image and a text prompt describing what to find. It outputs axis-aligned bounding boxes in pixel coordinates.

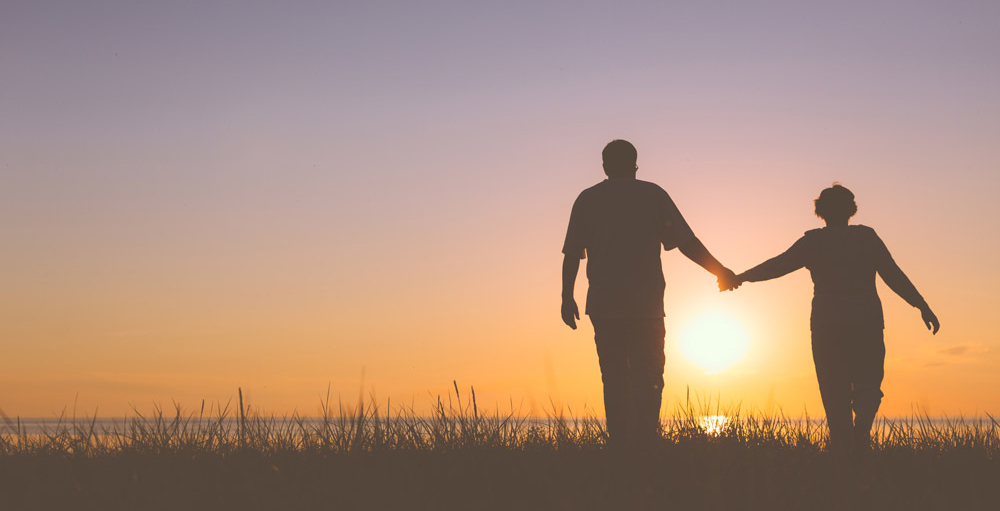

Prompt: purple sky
[2,1,998,415]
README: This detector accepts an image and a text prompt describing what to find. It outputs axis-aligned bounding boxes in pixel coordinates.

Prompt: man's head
[814,183,857,224]
[602,139,638,178]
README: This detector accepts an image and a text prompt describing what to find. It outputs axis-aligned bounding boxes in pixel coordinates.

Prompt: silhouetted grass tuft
[0,384,997,510]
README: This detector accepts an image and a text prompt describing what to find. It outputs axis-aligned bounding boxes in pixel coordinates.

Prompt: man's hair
[602,139,637,175]
[814,183,858,222]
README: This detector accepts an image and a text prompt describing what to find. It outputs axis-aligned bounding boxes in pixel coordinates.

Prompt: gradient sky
[2,1,998,418]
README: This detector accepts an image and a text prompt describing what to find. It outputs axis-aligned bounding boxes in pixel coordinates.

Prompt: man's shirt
[562,178,694,318]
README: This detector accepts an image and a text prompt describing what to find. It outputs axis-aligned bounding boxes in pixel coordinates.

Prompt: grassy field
[1,385,997,511]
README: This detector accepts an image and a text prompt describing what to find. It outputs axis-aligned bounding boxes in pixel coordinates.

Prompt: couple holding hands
[561,139,939,455]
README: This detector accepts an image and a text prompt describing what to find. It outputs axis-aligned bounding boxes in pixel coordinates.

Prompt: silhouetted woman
[736,184,939,455]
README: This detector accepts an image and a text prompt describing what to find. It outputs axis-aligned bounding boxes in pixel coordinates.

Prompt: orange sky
[2,1,998,418]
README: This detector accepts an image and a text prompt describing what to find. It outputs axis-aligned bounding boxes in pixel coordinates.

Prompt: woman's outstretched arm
[737,237,808,284]
[872,231,940,333]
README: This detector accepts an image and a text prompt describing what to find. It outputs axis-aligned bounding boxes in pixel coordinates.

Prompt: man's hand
[920,306,940,334]
[717,268,741,292]
[561,298,580,330]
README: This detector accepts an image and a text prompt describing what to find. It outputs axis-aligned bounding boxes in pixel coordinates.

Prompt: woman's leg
[849,328,885,452]
[812,328,853,452]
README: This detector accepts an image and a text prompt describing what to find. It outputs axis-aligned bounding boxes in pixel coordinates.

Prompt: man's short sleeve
[658,190,695,251]
[562,194,587,259]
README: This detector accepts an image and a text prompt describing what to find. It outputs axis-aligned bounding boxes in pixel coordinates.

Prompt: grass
[1,383,997,510]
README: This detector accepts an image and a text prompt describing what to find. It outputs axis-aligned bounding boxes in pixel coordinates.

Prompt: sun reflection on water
[699,415,729,436]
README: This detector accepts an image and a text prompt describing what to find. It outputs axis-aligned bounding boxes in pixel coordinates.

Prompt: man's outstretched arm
[561,254,581,329]
[678,237,738,291]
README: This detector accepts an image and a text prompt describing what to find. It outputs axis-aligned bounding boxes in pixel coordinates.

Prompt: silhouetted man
[561,139,738,448]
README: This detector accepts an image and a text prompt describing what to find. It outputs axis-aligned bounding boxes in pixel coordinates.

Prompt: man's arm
[677,237,739,291]
[561,254,581,329]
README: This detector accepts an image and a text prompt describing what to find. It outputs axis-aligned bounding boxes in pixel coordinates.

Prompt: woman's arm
[873,235,926,308]
[737,237,808,283]
[872,231,940,333]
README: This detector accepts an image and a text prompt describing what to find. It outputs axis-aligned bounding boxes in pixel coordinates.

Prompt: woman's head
[814,184,857,224]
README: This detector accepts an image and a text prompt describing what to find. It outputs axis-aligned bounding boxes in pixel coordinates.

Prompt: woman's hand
[920,306,940,334]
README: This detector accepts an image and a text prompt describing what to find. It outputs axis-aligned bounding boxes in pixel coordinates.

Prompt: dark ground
[3,443,996,511]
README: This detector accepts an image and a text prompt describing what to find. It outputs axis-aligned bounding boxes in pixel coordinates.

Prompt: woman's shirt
[741,225,927,331]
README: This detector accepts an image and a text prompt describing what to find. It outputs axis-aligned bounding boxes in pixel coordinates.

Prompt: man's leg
[626,318,666,445]
[592,317,630,446]
[812,328,853,453]
[850,328,885,452]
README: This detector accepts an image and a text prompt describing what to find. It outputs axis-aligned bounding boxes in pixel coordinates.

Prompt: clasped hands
[717,268,743,292]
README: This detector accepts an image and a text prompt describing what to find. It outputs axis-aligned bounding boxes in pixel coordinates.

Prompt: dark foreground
[3,443,998,511]
[1,390,997,510]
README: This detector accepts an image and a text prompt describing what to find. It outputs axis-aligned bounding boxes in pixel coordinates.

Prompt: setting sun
[679,311,751,375]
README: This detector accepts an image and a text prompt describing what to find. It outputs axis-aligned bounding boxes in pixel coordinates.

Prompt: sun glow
[679,311,750,375]
[699,415,729,436]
